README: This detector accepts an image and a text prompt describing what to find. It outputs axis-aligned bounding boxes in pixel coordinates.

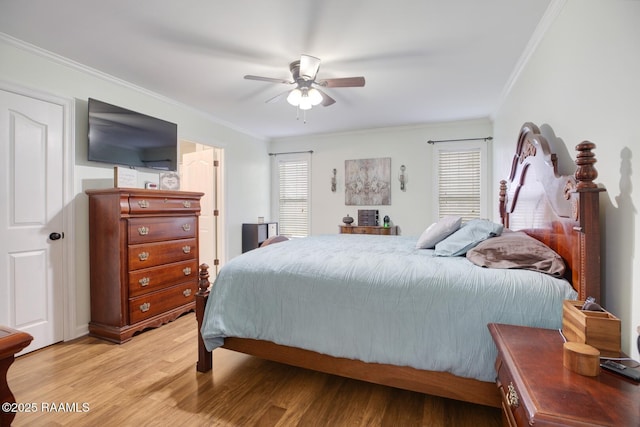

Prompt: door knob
[49,232,63,240]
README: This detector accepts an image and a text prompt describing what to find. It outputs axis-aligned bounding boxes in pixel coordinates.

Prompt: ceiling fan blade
[316,89,336,107]
[299,54,321,80]
[244,75,293,84]
[316,77,366,88]
[265,90,291,104]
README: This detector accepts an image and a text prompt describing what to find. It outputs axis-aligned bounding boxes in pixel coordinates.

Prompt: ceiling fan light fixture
[287,88,302,106]
[246,54,364,117]
[308,88,323,106]
[298,94,313,110]
[288,87,321,110]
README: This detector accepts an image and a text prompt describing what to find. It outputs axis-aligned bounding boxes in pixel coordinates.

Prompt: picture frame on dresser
[114,166,138,188]
[159,171,180,190]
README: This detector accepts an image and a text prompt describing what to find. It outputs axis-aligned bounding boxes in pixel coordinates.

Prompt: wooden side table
[488,323,640,427]
[0,326,33,426]
[338,225,397,235]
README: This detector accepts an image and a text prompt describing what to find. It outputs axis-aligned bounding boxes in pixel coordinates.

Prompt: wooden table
[338,225,397,235]
[1,326,33,426]
[488,323,640,427]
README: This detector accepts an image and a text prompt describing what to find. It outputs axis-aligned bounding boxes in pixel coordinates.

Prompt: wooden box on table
[562,300,621,356]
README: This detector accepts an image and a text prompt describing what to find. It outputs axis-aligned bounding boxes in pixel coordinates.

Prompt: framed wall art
[345,157,391,205]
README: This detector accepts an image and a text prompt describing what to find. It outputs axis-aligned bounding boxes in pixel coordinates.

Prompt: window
[435,144,486,221]
[272,153,311,238]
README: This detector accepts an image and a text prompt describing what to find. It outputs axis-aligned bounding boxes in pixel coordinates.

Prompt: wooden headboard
[499,122,605,302]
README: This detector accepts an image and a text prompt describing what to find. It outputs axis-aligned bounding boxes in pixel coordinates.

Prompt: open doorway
[179,141,225,275]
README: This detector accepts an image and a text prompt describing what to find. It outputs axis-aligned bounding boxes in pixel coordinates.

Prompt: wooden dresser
[489,323,640,427]
[86,188,203,343]
[339,225,397,235]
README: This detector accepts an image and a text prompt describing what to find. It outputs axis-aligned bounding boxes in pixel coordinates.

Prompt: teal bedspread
[201,234,577,382]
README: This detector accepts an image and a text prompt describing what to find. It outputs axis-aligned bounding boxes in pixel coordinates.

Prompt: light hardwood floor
[8,313,501,426]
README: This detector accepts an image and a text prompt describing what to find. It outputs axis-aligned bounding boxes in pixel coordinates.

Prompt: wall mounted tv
[88,98,178,171]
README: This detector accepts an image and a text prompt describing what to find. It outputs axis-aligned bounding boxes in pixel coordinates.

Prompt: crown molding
[0,32,266,141]
[492,0,567,119]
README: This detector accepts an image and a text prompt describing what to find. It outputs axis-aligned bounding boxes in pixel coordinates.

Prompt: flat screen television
[88,98,178,171]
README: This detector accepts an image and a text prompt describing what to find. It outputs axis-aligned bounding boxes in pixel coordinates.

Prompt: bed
[195,122,605,408]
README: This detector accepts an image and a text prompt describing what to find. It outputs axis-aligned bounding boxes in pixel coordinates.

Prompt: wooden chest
[86,188,203,343]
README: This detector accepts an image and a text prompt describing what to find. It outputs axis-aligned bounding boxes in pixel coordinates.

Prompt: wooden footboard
[195,263,500,407]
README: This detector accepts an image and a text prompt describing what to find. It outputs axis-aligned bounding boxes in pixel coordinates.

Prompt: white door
[181,147,218,271]
[0,89,65,353]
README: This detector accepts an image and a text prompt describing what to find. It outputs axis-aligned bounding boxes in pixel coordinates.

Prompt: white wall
[493,0,640,360]
[270,119,492,236]
[0,37,270,336]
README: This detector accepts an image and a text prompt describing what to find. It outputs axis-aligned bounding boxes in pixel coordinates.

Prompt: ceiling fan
[244,54,365,110]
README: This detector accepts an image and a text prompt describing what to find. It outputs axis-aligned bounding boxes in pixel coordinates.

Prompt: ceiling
[0,0,552,140]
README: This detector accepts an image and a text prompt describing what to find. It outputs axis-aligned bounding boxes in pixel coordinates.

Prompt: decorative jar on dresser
[86,188,204,343]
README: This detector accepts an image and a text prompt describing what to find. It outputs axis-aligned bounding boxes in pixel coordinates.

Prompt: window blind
[277,158,309,238]
[438,149,481,221]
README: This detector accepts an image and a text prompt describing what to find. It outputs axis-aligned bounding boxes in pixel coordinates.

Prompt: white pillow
[415,216,462,249]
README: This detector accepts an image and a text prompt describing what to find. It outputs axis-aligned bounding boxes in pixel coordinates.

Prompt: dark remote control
[600,360,640,382]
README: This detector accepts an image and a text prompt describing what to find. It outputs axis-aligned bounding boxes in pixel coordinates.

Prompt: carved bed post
[499,180,508,229]
[196,263,212,372]
[573,142,605,302]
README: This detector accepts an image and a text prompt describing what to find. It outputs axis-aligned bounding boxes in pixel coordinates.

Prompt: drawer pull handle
[139,302,151,312]
[507,382,519,408]
[183,201,191,208]
[182,223,191,232]
[138,252,149,261]
[138,200,149,208]
[183,267,192,275]
[138,226,149,236]
[182,246,191,254]
[139,277,150,287]
[183,289,192,297]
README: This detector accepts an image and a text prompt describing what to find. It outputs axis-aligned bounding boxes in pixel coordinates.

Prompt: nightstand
[488,323,640,426]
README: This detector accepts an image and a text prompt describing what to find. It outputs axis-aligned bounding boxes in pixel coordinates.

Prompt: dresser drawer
[129,281,196,324]
[495,357,529,427]
[351,227,370,234]
[128,238,197,270]
[128,259,198,297]
[128,196,201,214]
[128,217,196,244]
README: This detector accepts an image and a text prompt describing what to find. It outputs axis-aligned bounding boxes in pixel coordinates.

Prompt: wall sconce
[331,168,337,192]
[398,165,407,191]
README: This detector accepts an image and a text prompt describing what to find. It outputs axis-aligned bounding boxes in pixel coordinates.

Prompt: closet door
[0,89,65,353]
